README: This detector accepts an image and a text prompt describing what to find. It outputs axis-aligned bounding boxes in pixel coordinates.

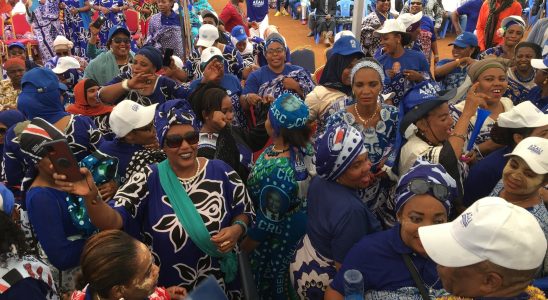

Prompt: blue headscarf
[136,46,163,71]
[155,99,200,147]
[0,110,26,129]
[17,68,69,124]
[0,184,15,215]
[394,159,457,215]
[268,93,309,136]
[315,123,367,181]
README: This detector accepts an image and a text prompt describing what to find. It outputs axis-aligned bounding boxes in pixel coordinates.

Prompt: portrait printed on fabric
[259,185,290,222]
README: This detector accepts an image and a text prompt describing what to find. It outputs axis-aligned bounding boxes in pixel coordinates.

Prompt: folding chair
[5,13,38,59]
[313,64,325,83]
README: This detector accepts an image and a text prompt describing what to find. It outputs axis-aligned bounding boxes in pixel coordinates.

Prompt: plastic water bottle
[344,269,364,300]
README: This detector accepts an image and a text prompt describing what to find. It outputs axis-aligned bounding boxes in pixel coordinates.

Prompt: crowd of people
[1,0,548,299]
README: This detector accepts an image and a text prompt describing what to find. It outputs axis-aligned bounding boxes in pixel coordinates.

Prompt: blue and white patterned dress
[29,0,65,62]
[478,45,504,60]
[323,100,399,227]
[62,0,90,58]
[111,159,254,299]
[93,0,127,50]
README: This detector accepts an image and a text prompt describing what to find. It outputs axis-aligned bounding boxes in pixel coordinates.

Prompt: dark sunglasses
[408,178,449,201]
[55,51,70,56]
[164,131,200,148]
[134,122,154,132]
[112,37,131,44]
[410,2,422,5]
[378,0,391,3]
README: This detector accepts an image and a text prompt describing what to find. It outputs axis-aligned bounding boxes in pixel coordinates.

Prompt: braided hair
[484,0,514,49]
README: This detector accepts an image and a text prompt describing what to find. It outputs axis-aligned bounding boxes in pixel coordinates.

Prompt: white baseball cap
[397,12,423,31]
[504,136,548,174]
[334,30,355,43]
[375,19,407,34]
[171,55,184,69]
[200,46,224,66]
[52,56,80,74]
[497,101,548,128]
[531,56,548,70]
[419,197,547,270]
[197,24,219,48]
[109,100,158,138]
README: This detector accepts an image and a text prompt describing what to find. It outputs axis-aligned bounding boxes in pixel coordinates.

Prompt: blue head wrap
[0,110,26,129]
[265,32,286,48]
[394,159,457,215]
[155,99,200,147]
[315,123,368,181]
[17,68,69,124]
[268,93,309,136]
[136,46,163,71]
[0,184,15,215]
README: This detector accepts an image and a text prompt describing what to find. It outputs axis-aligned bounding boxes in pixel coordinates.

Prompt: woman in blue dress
[52,101,254,299]
[61,0,91,58]
[374,19,430,107]
[528,56,548,112]
[289,123,381,299]
[324,160,457,300]
[98,46,189,106]
[322,58,399,228]
[26,0,66,62]
[505,42,542,104]
[242,94,314,300]
[91,0,128,50]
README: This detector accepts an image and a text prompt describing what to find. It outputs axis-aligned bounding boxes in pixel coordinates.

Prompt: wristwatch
[121,79,131,91]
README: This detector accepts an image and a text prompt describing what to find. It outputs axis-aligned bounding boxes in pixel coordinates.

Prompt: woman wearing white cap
[374,19,431,106]
[478,15,525,61]
[527,55,548,112]
[359,0,395,57]
[463,101,548,205]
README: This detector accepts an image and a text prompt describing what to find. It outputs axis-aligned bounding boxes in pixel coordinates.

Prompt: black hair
[188,82,228,122]
[279,125,312,148]
[76,230,140,298]
[490,122,535,148]
[0,211,32,259]
[470,46,481,60]
[515,42,543,59]
[398,32,412,47]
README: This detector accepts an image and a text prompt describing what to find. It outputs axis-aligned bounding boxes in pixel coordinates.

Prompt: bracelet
[434,55,439,58]
[455,58,460,64]
[449,132,466,141]
[232,220,247,236]
[121,79,130,91]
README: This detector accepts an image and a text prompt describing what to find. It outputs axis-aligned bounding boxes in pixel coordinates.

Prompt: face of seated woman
[398,194,448,257]
[475,68,508,104]
[109,33,131,58]
[132,55,156,76]
[502,156,547,197]
[416,103,454,145]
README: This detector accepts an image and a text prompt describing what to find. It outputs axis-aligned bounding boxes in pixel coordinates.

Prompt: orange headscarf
[66,79,114,116]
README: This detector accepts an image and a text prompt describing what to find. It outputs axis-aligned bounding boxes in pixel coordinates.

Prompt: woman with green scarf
[52,99,254,299]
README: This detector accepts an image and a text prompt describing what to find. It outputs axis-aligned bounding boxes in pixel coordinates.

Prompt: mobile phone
[163,48,174,67]
[43,139,83,182]
[92,15,106,29]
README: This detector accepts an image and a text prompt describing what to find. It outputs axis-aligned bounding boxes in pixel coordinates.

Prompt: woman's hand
[52,167,98,198]
[211,225,243,253]
[403,69,424,82]
[463,82,488,117]
[97,180,118,201]
[283,77,300,91]
[69,7,78,14]
[166,286,188,300]
[202,59,224,83]
[244,93,262,106]
[127,73,156,90]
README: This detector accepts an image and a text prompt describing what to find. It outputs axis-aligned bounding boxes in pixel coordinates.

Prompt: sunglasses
[378,0,391,3]
[410,2,423,5]
[266,47,285,55]
[134,122,154,132]
[55,51,70,56]
[112,37,131,44]
[164,131,200,148]
[408,178,449,201]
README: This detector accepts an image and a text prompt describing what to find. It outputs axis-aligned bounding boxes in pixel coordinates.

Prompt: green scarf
[484,0,513,49]
[157,160,237,283]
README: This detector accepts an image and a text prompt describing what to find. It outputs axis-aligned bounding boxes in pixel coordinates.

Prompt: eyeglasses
[112,37,131,44]
[408,178,449,201]
[164,131,200,148]
[134,122,154,132]
[55,51,70,57]
[266,47,285,55]
[410,2,423,5]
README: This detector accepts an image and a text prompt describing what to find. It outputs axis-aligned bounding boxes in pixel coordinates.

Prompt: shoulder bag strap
[401,253,430,300]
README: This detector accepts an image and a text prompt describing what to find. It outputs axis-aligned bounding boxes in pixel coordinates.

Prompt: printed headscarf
[315,123,368,181]
[19,117,66,165]
[268,93,309,136]
[394,159,457,215]
[155,99,200,147]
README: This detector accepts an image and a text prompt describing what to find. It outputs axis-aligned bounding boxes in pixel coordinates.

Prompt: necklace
[515,69,536,83]
[354,103,379,126]
[265,145,290,157]
[179,158,201,181]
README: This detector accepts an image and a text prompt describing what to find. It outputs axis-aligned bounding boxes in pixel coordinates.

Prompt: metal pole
[352,0,364,38]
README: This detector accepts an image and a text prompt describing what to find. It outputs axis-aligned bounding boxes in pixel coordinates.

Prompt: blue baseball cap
[400,81,456,133]
[331,35,364,57]
[8,42,26,50]
[108,25,131,41]
[21,68,68,93]
[0,184,15,215]
[449,32,478,48]
[231,25,248,42]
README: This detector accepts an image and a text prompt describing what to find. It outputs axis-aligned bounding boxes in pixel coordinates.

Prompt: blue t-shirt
[463,146,510,206]
[98,139,146,184]
[456,0,483,32]
[435,58,469,90]
[330,224,442,295]
[307,176,380,262]
[26,187,86,271]
[377,49,430,85]
[246,0,268,22]
[243,64,305,94]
